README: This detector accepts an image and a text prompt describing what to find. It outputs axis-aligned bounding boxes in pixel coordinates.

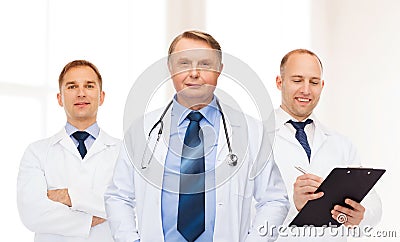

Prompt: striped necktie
[288,119,313,161]
[177,111,205,242]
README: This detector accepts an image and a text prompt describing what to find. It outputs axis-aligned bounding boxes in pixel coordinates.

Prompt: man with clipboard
[272,49,382,241]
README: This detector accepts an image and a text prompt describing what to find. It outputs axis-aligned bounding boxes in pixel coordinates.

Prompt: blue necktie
[178,112,205,242]
[288,119,313,161]
[72,131,90,159]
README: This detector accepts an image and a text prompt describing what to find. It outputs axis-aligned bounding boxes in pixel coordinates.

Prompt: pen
[295,166,308,174]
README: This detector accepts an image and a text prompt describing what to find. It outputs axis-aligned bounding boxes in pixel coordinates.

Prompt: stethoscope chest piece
[226,153,238,166]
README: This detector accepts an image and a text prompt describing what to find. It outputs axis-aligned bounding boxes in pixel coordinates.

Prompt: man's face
[276,53,324,121]
[57,66,105,127]
[169,38,222,109]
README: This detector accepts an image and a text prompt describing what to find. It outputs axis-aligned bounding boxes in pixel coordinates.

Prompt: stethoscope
[141,99,238,169]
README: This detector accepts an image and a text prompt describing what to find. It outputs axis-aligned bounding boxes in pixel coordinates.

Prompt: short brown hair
[280,49,323,77]
[58,60,103,91]
[168,30,222,61]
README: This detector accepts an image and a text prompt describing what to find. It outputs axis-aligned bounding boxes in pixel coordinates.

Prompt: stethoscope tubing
[141,98,237,169]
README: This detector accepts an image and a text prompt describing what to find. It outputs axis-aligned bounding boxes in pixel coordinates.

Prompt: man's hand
[47,189,72,207]
[91,216,106,227]
[331,198,365,226]
[293,174,324,211]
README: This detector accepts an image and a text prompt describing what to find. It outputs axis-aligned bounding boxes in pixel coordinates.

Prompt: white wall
[0,1,165,240]
[311,0,400,239]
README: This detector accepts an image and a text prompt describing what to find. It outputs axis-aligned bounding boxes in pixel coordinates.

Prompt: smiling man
[272,49,382,241]
[17,60,120,242]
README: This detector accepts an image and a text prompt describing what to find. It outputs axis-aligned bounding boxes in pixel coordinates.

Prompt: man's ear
[276,75,283,90]
[99,91,105,106]
[216,63,224,77]
[57,93,63,107]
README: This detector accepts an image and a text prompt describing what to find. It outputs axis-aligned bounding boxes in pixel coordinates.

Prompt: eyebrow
[64,80,97,86]
[176,57,190,62]
[64,81,77,86]
[290,75,321,80]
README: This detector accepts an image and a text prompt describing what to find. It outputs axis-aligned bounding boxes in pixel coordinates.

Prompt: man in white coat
[104,30,289,242]
[17,60,120,242]
[273,49,382,241]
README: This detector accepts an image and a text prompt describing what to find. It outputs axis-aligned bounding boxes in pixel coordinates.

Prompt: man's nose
[189,65,200,78]
[300,81,311,94]
[77,86,86,96]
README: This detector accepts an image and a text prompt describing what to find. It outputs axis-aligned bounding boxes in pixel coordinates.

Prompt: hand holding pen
[293,166,324,211]
[293,166,366,226]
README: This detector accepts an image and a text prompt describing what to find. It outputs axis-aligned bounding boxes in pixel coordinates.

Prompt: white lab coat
[272,108,382,242]
[17,128,121,242]
[105,103,290,242]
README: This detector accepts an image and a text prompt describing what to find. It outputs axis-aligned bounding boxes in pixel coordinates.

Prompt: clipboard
[289,167,385,227]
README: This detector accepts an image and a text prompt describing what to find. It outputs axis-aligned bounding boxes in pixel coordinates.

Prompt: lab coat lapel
[154,109,170,168]
[140,107,171,198]
[310,120,329,159]
[141,107,171,241]
[84,129,117,161]
[56,129,82,160]
[276,124,302,147]
[214,107,239,241]
[215,103,245,167]
[216,116,230,167]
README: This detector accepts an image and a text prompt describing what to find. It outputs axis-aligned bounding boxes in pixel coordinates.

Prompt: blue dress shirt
[161,96,221,241]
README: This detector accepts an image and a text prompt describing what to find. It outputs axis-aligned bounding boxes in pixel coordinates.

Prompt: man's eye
[178,61,189,65]
[67,85,77,89]
[311,81,319,85]
[292,79,301,83]
[87,84,95,88]
[199,62,211,68]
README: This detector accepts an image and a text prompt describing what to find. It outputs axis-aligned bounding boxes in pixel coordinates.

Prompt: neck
[280,105,310,122]
[177,95,213,110]
[68,119,96,131]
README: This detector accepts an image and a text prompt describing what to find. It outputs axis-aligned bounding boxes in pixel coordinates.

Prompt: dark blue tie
[288,119,313,161]
[72,131,90,159]
[177,112,205,242]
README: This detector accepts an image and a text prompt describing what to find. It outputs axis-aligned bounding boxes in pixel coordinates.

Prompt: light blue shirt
[65,122,100,152]
[161,96,221,241]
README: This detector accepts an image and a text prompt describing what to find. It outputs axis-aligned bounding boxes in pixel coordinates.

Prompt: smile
[296,97,311,102]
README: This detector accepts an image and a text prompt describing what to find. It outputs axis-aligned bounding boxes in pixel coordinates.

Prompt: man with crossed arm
[17,60,120,242]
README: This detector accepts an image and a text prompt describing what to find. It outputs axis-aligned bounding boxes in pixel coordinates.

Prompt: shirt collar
[65,122,100,139]
[275,106,317,126]
[172,95,220,127]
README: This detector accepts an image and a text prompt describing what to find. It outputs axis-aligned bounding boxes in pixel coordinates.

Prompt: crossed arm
[17,144,106,237]
[47,189,105,227]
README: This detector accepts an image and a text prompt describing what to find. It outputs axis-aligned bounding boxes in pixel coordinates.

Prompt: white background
[0,0,399,241]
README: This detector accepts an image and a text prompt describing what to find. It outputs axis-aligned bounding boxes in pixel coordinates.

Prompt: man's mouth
[186,83,202,88]
[74,102,90,106]
[296,97,311,103]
